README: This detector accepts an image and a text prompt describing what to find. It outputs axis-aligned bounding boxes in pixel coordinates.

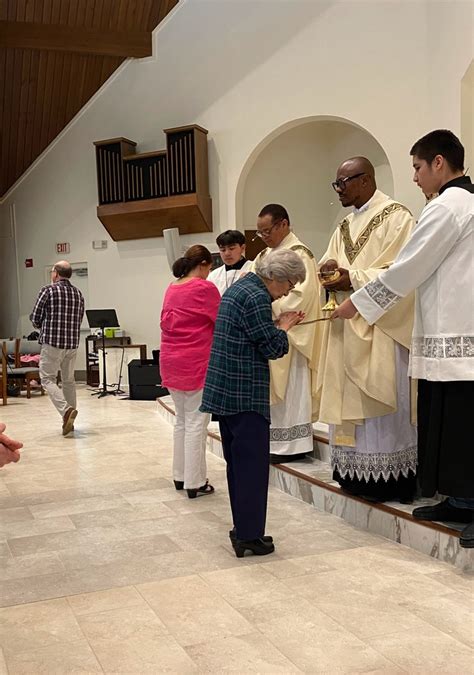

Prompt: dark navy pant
[218,412,270,541]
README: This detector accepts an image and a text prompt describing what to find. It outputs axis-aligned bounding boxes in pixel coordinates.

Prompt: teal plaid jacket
[200,273,289,422]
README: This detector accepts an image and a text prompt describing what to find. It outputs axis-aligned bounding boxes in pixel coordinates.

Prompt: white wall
[461,62,473,172]
[241,119,392,258]
[0,203,20,340]
[1,0,472,356]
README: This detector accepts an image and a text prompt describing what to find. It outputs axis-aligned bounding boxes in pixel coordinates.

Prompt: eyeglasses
[331,172,365,192]
[254,219,283,239]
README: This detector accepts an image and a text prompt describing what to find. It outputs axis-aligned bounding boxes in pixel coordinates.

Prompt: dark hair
[258,203,290,226]
[172,244,212,278]
[216,230,245,247]
[53,263,72,278]
[410,129,464,172]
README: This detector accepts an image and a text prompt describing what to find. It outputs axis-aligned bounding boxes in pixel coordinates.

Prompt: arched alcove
[236,117,393,258]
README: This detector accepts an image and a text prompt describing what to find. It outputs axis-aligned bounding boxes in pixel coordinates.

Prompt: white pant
[169,388,209,490]
[39,344,78,418]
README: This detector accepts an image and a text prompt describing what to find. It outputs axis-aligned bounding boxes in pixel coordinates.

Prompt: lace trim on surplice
[412,336,474,359]
[331,445,417,482]
[365,277,402,310]
[271,423,313,442]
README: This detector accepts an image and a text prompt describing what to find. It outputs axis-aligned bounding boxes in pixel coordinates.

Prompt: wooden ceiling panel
[22,50,39,169]
[7,48,21,181]
[15,48,31,177]
[0,0,179,196]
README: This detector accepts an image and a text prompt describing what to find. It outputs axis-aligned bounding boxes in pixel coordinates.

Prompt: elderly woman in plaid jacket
[201,249,306,558]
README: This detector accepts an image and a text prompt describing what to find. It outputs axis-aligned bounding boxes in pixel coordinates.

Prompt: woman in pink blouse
[160,245,221,499]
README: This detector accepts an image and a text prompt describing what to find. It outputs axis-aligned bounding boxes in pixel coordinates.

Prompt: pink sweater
[159,278,221,391]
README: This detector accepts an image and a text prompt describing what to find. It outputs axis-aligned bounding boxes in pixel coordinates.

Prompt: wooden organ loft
[94,125,212,241]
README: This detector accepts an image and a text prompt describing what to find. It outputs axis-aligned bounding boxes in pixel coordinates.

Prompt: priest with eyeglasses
[315,157,418,503]
[333,132,474,547]
[251,204,322,464]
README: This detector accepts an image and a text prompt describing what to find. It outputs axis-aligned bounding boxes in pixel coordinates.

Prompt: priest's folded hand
[331,298,357,320]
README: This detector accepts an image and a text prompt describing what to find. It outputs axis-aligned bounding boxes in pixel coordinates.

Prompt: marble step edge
[276,463,460,539]
[156,397,471,569]
[156,397,460,539]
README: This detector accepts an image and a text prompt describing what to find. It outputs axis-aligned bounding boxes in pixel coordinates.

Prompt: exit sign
[56,242,70,254]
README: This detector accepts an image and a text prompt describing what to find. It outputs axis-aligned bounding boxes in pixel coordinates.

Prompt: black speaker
[128,358,168,400]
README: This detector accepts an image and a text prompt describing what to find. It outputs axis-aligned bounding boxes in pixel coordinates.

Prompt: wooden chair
[9,339,44,399]
[1,341,7,405]
[1,339,19,404]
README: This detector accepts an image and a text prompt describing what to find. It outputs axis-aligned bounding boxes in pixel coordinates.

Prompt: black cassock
[417,380,474,498]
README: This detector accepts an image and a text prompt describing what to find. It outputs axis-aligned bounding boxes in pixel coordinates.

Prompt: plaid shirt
[200,273,289,422]
[30,279,84,350]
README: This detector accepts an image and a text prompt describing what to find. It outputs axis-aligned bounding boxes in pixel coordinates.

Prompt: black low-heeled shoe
[173,480,184,491]
[232,538,275,558]
[229,527,273,544]
[187,480,215,499]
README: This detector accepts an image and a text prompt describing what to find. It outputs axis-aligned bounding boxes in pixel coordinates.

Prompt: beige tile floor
[0,386,472,674]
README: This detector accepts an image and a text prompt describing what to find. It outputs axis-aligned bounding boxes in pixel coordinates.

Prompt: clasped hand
[275,310,305,331]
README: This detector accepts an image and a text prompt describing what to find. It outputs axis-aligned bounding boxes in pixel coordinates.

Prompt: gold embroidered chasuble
[252,231,323,413]
[315,190,416,445]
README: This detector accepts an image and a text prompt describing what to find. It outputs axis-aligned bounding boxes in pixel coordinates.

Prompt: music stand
[86,309,120,398]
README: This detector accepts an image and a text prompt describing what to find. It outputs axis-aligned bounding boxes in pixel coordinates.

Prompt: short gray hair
[255,249,306,284]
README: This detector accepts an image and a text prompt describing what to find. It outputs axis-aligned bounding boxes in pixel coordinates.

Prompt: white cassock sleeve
[351,201,462,324]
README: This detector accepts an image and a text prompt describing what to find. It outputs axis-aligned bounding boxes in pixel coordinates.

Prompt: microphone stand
[114,346,126,395]
[91,324,115,398]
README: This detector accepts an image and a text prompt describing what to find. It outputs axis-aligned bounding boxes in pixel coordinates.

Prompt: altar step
[156,397,473,572]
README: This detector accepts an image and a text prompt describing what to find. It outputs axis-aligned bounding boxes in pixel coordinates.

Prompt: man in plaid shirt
[30,261,84,435]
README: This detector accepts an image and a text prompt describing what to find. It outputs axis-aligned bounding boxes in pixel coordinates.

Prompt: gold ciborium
[320,269,341,312]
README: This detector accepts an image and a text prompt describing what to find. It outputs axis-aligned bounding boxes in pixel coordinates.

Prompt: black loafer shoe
[460,522,474,548]
[412,498,473,524]
[270,453,307,464]
[229,527,273,544]
[232,538,275,558]
[399,495,415,505]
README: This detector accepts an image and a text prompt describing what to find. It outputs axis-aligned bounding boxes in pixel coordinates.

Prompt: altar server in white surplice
[207,230,252,296]
[333,131,474,548]
[316,157,418,503]
[251,204,322,464]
